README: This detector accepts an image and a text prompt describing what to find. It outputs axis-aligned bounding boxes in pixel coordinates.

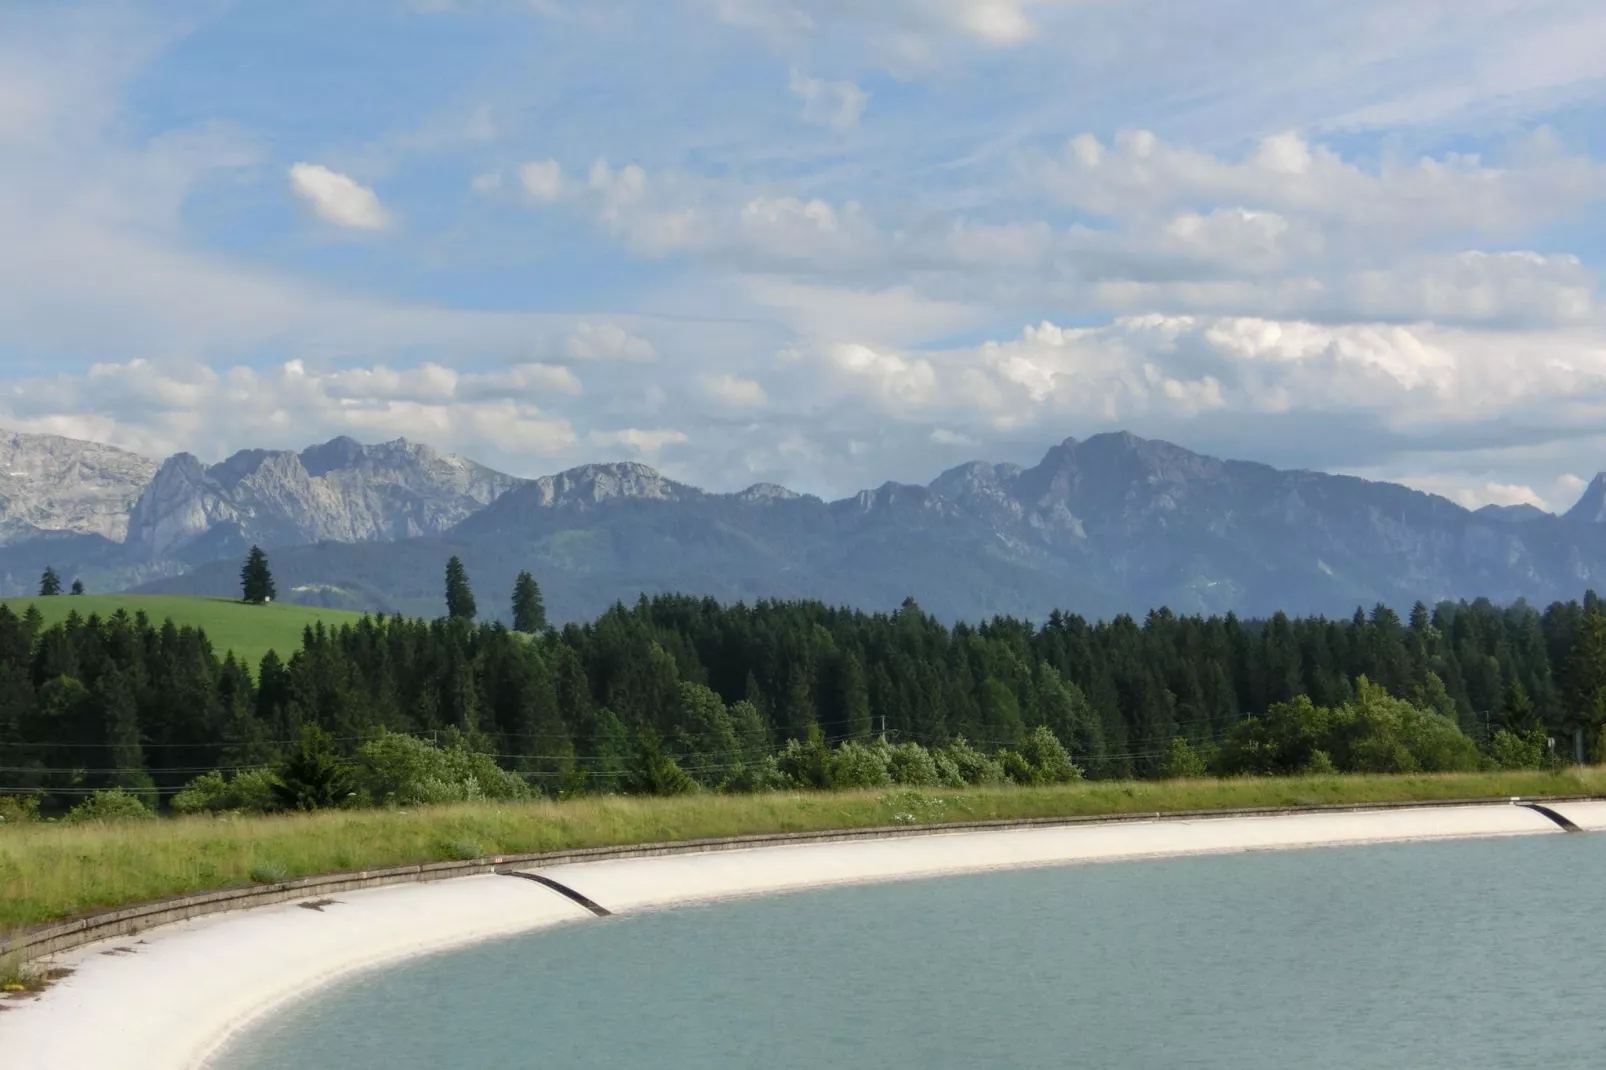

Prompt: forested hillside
[3,584,1604,815]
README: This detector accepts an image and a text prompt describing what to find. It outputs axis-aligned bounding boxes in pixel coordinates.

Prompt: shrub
[775,730,832,789]
[357,732,530,807]
[273,725,358,811]
[722,754,789,793]
[996,748,1033,785]
[249,862,290,884]
[63,789,154,825]
[1488,727,1548,770]
[828,740,892,789]
[171,769,280,814]
[935,737,1005,786]
[1020,726,1083,784]
[623,731,696,796]
[0,794,40,825]
[1157,737,1209,780]
[886,742,939,787]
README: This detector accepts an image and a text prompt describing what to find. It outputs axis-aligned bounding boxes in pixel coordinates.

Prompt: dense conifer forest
[3,582,1605,814]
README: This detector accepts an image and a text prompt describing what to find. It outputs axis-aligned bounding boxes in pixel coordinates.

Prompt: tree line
[3,552,1606,813]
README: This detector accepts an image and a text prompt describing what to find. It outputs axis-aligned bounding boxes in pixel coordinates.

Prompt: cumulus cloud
[589,427,689,456]
[519,159,564,201]
[0,357,583,468]
[287,163,391,230]
[1042,129,1606,243]
[788,68,868,129]
[706,374,768,407]
[561,322,658,362]
[778,315,1606,443]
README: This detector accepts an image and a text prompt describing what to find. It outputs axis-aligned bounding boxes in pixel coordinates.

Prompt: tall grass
[2,768,1601,934]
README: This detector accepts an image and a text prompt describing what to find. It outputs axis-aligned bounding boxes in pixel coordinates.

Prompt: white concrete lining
[0,802,1587,1070]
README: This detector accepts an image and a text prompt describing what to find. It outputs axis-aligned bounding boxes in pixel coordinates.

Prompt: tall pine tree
[240,546,275,604]
[512,570,547,633]
[38,567,61,596]
[445,556,477,621]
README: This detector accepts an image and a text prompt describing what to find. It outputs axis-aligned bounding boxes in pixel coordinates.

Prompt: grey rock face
[124,436,520,558]
[0,430,158,543]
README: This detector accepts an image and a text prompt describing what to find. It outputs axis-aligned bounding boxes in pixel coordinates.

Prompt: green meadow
[0,595,368,673]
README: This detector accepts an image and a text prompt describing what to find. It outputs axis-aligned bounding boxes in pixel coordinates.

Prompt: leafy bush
[828,740,892,789]
[63,789,154,824]
[722,754,789,793]
[1488,727,1548,770]
[0,795,40,825]
[1020,726,1083,784]
[996,748,1033,785]
[1157,737,1210,780]
[886,742,939,787]
[357,732,529,807]
[171,769,280,814]
[934,737,1005,787]
[249,861,290,884]
[1215,679,1481,777]
[775,730,832,789]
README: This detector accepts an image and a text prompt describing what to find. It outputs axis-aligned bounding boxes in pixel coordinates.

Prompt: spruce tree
[445,556,477,621]
[512,570,547,633]
[38,567,61,596]
[70,578,85,595]
[240,546,275,605]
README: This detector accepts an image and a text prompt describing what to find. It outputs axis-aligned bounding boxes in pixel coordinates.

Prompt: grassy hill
[0,595,367,673]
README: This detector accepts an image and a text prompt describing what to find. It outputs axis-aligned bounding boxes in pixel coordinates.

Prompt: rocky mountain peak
[1564,473,1606,524]
[736,482,801,503]
[124,435,520,559]
[0,428,159,543]
[530,462,694,506]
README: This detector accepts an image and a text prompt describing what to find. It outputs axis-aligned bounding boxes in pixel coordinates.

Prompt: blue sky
[3,0,1606,509]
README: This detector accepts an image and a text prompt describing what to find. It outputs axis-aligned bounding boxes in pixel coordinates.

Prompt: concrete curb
[6,793,1600,963]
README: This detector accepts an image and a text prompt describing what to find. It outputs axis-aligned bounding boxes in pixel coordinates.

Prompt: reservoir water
[222,835,1606,1069]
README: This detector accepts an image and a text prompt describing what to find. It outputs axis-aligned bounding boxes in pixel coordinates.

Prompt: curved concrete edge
[0,800,1594,1070]
[9,793,1602,963]
[527,801,1578,912]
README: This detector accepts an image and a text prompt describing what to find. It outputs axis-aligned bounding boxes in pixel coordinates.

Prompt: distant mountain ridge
[2,426,1605,624]
[124,436,520,560]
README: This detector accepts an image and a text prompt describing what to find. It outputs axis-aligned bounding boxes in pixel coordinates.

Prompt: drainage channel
[496,870,613,916]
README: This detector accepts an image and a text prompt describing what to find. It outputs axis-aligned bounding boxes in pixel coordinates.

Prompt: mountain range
[1,427,1604,624]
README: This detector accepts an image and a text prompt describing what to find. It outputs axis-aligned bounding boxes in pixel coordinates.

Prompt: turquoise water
[225,836,1606,1069]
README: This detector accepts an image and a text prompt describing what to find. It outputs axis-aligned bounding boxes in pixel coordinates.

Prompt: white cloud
[705,374,768,407]
[0,357,580,469]
[562,322,658,362]
[519,159,564,201]
[1042,129,1606,243]
[287,163,391,230]
[589,427,689,456]
[788,68,868,129]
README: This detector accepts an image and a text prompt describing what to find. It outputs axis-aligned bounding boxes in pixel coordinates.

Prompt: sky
[3,0,1606,511]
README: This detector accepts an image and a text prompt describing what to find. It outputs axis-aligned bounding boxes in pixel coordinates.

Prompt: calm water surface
[224,836,1606,1069]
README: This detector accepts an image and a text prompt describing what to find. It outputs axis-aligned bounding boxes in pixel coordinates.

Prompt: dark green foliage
[1,588,1603,808]
[512,570,547,633]
[70,579,84,596]
[445,556,477,621]
[38,568,61,597]
[623,729,695,795]
[271,725,356,811]
[240,546,275,605]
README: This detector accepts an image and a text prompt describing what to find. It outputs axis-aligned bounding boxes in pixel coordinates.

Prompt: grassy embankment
[3,767,1602,936]
[0,595,367,673]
